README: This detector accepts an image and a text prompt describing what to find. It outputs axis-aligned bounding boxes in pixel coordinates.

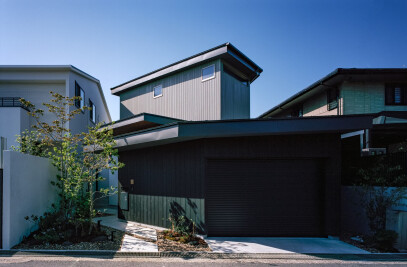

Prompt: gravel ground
[13,225,125,251]
[157,231,211,252]
[340,233,396,253]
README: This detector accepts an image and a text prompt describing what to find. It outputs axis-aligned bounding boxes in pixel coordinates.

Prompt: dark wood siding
[118,134,341,236]
[118,141,206,231]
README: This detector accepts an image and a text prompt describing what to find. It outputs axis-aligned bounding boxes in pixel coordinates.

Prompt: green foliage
[11,130,49,157]
[356,155,407,187]
[168,215,196,237]
[373,230,398,251]
[24,207,66,244]
[356,156,407,233]
[18,92,124,240]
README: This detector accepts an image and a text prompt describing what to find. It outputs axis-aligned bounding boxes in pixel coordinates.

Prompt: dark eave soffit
[113,115,374,151]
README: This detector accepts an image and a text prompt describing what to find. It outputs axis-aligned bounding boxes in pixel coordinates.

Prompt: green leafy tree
[15,92,123,239]
[356,156,407,233]
[12,130,49,157]
[80,123,123,234]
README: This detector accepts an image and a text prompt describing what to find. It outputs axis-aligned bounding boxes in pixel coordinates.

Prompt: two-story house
[259,68,407,154]
[0,65,115,206]
[259,68,407,118]
[0,65,111,148]
[105,43,376,238]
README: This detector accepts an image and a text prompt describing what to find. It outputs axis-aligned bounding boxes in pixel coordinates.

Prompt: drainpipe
[364,129,371,149]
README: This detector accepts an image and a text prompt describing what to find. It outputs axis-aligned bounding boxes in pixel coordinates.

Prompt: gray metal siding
[221,68,250,119]
[120,60,221,121]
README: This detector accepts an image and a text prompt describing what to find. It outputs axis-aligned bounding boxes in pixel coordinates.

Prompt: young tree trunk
[88,181,94,235]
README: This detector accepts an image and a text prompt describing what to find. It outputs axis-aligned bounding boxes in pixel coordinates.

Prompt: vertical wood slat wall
[118,134,341,235]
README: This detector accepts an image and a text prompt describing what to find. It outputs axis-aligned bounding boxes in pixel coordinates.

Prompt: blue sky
[1,0,406,121]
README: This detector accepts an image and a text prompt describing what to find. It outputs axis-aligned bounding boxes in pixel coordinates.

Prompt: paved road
[0,257,406,266]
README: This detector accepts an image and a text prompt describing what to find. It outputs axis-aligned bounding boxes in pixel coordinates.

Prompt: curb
[1,250,407,260]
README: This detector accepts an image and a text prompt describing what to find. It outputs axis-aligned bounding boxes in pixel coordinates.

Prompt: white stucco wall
[2,151,58,249]
[0,107,30,149]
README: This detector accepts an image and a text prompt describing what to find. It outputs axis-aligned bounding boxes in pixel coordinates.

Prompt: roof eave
[110,43,262,96]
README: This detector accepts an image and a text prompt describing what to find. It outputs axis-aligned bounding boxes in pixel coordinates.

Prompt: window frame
[201,64,216,82]
[80,88,85,112]
[89,99,96,124]
[75,81,85,112]
[153,84,163,98]
[291,105,303,118]
[385,85,407,106]
[327,89,338,111]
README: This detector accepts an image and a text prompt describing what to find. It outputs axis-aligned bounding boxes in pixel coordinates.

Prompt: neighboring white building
[0,65,111,148]
[0,65,116,208]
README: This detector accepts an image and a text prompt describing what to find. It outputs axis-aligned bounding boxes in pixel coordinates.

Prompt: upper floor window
[89,99,96,123]
[386,85,407,105]
[75,81,85,110]
[153,85,163,98]
[202,65,215,82]
[327,89,338,110]
[291,106,303,117]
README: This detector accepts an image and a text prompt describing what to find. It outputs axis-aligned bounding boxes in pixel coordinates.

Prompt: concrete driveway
[205,237,369,254]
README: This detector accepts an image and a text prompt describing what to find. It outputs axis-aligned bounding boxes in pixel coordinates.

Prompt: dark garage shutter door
[206,159,324,237]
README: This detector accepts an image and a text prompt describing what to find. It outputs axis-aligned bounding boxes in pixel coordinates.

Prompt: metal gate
[206,158,325,237]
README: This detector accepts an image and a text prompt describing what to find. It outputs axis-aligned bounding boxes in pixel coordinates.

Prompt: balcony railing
[0,97,29,111]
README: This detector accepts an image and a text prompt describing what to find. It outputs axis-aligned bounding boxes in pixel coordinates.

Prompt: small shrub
[33,228,61,244]
[374,230,398,251]
[168,215,195,237]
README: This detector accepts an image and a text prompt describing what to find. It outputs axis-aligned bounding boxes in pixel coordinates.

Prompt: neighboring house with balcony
[259,68,407,154]
[0,66,115,249]
[259,68,407,118]
[258,68,407,246]
[0,65,114,203]
[0,65,111,148]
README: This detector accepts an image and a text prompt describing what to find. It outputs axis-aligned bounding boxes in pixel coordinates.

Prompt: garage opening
[206,158,325,237]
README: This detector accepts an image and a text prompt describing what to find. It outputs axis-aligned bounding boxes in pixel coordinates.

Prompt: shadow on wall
[169,200,206,234]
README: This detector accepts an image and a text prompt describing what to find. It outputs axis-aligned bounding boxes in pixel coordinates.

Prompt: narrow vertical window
[385,85,407,105]
[75,82,80,108]
[327,89,338,110]
[153,85,163,98]
[80,88,85,109]
[394,87,401,104]
[291,105,303,117]
[202,65,215,81]
[75,81,85,110]
[89,99,96,123]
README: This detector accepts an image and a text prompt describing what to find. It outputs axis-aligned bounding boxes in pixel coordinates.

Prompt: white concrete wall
[0,107,30,149]
[2,150,58,249]
[342,186,407,236]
